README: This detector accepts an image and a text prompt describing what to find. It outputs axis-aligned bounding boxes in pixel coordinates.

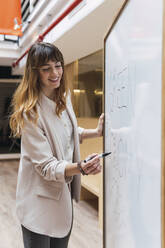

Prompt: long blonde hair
[10,42,68,138]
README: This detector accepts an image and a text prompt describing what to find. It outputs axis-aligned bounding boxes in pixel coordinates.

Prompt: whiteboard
[104,0,163,247]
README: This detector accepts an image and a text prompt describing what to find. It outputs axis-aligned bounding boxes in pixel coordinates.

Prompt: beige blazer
[16,93,82,237]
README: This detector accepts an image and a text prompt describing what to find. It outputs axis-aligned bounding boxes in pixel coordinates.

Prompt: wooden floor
[0,160,102,248]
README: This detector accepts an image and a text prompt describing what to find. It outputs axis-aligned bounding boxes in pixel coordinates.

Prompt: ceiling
[0,0,127,74]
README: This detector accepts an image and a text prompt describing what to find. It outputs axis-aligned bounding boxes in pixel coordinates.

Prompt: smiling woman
[9,42,104,248]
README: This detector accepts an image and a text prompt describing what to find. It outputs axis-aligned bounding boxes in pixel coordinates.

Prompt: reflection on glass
[73,50,103,117]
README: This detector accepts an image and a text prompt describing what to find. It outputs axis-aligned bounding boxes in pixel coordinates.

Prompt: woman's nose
[51,67,58,75]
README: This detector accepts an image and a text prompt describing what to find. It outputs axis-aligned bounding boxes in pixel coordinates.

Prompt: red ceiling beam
[12,0,83,67]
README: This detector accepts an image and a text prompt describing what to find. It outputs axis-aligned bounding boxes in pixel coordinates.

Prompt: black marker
[84,152,111,162]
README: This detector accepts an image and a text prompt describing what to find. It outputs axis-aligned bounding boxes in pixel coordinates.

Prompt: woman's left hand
[96,113,104,137]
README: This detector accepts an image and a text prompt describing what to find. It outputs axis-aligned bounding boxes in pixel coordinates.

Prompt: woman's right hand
[81,153,101,175]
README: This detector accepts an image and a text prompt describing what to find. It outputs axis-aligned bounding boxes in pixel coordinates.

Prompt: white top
[60,109,74,163]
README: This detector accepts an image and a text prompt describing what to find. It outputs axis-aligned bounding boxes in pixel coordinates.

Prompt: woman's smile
[49,77,59,83]
[39,60,63,98]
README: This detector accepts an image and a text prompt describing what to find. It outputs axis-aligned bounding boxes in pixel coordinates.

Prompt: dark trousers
[21,225,71,248]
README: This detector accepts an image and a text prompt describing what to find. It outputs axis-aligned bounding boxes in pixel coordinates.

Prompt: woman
[10,42,104,248]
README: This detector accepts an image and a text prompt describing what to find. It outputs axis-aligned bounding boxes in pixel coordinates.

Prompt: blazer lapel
[66,96,80,160]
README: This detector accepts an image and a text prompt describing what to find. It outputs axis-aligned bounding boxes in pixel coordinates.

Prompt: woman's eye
[40,64,62,72]
[42,68,50,71]
[55,64,62,68]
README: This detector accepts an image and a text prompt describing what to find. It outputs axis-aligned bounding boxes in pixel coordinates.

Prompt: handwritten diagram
[108,65,135,112]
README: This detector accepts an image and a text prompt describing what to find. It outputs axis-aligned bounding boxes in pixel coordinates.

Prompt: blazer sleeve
[21,115,72,183]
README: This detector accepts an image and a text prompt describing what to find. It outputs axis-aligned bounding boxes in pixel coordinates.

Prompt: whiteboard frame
[161,1,165,248]
[103,0,165,247]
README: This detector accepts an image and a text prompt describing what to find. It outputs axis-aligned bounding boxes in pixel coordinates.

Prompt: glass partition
[65,50,104,237]
[73,50,103,118]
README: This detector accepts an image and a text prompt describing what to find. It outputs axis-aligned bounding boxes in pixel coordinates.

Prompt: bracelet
[77,161,87,176]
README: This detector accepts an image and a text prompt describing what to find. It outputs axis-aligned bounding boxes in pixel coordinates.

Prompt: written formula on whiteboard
[106,64,136,128]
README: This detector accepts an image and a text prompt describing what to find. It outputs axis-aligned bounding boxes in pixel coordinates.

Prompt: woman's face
[38,60,63,97]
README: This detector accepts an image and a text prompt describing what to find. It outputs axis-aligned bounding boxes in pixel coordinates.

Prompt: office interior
[1,0,165,248]
[0,1,115,247]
